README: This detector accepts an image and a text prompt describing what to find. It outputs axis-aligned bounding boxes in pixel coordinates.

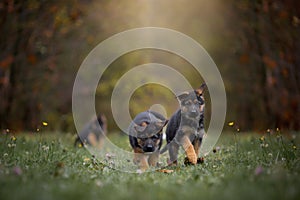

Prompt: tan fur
[148,151,159,167]
[133,148,149,171]
[133,148,160,171]
[181,136,197,164]
[87,133,97,147]
[141,122,147,126]
[139,155,149,171]
[193,139,201,156]
[133,148,143,165]
[87,133,104,149]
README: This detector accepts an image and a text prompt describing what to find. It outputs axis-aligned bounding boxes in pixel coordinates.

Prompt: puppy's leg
[87,132,98,147]
[192,138,201,156]
[148,151,159,167]
[138,154,149,171]
[133,148,149,171]
[181,136,197,164]
[133,148,143,165]
[168,142,179,165]
[192,138,204,164]
[96,138,105,149]
[95,132,105,149]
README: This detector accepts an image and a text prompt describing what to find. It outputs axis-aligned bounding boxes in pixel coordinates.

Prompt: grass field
[0,130,299,200]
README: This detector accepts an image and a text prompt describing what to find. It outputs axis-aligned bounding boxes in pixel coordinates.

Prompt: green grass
[0,131,299,200]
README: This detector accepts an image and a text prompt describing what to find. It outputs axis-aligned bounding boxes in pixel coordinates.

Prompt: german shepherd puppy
[74,114,107,148]
[129,111,168,171]
[162,84,206,165]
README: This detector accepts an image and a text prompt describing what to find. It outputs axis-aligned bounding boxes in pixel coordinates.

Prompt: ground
[0,131,299,200]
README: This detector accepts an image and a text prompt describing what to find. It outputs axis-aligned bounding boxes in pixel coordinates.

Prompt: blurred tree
[0,0,87,131]
[231,0,300,130]
[0,0,299,132]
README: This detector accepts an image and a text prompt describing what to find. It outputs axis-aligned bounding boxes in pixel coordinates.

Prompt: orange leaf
[281,68,289,78]
[239,54,249,64]
[27,54,37,65]
[157,169,174,173]
[279,10,288,19]
[262,55,277,69]
[0,55,14,69]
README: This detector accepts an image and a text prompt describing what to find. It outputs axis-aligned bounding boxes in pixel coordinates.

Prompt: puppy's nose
[144,144,154,152]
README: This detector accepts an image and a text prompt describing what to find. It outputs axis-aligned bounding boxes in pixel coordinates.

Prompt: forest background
[0,0,299,133]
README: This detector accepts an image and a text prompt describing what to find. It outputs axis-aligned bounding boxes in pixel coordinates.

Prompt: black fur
[129,110,167,153]
[161,84,206,165]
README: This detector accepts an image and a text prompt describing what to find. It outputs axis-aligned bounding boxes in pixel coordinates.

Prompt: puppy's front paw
[197,157,204,164]
[184,156,197,165]
[133,156,140,165]
[190,155,197,164]
[167,159,178,166]
[185,153,197,165]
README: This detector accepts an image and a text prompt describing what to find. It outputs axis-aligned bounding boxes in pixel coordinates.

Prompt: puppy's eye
[184,101,191,105]
[151,135,159,139]
[139,138,147,142]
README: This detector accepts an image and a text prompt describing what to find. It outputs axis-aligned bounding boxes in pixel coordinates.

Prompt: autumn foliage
[0,0,299,132]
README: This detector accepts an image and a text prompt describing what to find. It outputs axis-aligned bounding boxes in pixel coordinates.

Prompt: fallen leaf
[157,169,174,173]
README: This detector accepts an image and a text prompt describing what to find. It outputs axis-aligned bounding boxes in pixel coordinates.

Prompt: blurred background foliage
[0,0,299,133]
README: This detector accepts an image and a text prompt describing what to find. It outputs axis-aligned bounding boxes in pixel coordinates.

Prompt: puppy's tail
[160,145,168,154]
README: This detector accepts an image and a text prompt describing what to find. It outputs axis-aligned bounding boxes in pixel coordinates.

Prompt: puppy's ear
[163,119,169,127]
[140,121,147,127]
[134,122,147,132]
[154,119,169,131]
[176,91,190,101]
[195,83,206,96]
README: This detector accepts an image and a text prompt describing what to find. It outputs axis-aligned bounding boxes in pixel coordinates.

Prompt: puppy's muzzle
[189,108,199,117]
[143,144,155,153]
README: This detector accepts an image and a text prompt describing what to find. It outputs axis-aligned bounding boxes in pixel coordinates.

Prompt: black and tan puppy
[162,84,206,165]
[129,111,168,171]
[74,113,107,148]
